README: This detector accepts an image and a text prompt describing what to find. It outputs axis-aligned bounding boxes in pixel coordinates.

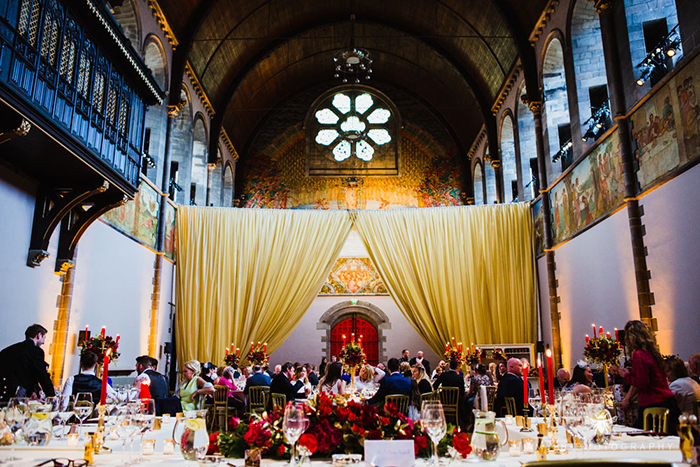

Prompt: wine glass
[115,407,136,466]
[133,399,156,461]
[283,402,306,466]
[73,392,94,440]
[421,401,446,466]
[4,398,29,461]
[53,395,74,439]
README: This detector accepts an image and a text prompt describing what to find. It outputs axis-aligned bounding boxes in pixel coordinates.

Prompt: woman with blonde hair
[355,364,385,392]
[179,360,215,411]
[618,320,680,433]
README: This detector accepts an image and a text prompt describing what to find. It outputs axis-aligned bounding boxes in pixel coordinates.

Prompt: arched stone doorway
[318,301,390,365]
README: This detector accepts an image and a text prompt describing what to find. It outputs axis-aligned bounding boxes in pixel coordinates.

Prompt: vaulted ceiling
[157,0,546,160]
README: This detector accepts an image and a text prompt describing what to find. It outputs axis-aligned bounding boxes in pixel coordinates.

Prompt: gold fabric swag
[175,203,536,364]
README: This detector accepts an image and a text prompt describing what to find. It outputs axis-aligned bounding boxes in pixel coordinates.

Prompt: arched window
[17,0,42,48]
[330,316,378,366]
[542,38,572,178]
[571,0,610,149]
[208,156,223,207]
[306,85,400,176]
[142,37,168,186]
[110,0,141,51]
[39,0,61,69]
[485,157,497,204]
[169,88,193,204]
[500,114,518,202]
[222,163,234,207]
[59,18,79,91]
[517,84,537,200]
[473,161,485,205]
[190,116,208,206]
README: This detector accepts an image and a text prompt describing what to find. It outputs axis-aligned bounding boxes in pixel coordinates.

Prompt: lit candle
[523,362,529,408]
[445,342,449,351]
[100,326,106,339]
[471,343,475,353]
[614,328,619,341]
[606,332,611,339]
[100,348,112,405]
[263,343,267,353]
[599,326,603,337]
[592,323,596,337]
[85,325,89,337]
[537,358,545,401]
[546,349,554,406]
[343,335,347,347]
[251,342,254,352]
[225,348,229,355]
[230,343,234,352]
[140,379,151,400]
[236,348,239,356]
[352,333,355,342]
[115,334,120,346]
[452,337,456,348]
[585,334,589,343]
[458,342,462,352]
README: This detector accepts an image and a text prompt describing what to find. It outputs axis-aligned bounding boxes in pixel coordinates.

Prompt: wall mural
[631,53,700,190]
[102,180,160,250]
[243,122,463,210]
[549,129,626,245]
[532,198,544,257]
[319,258,388,295]
[163,201,176,260]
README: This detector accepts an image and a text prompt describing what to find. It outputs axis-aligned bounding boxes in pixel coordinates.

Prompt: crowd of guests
[1,322,698,435]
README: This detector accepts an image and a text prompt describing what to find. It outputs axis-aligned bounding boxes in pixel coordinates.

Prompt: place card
[364,440,415,467]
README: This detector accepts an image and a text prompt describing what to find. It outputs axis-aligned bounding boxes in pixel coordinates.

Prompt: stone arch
[569,0,610,151]
[190,113,208,206]
[223,161,234,207]
[516,82,537,200]
[318,301,391,364]
[484,146,497,204]
[143,34,168,90]
[170,86,194,204]
[541,33,571,181]
[473,159,485,205]
[499,111,518,202]
[142,35,168,186]
[110,0,141,52]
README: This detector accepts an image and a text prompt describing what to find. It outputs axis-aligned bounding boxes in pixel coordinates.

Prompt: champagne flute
[282,402,305,466]
[421,400,446,466]
[73,392,94,440]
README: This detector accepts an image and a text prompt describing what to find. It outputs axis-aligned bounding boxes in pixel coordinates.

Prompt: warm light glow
[106,348,112,357]
[537,358,542,366]
[546,348,552,357]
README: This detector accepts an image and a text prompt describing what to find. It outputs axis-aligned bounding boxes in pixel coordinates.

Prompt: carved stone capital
[465,196,475,205]
[528,101,543,115]
[589,0,613,14]
[167,100,186,117]
[490,160,502,169]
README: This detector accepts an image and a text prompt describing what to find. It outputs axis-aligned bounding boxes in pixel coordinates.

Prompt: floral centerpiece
[248,342,269,366]
[583,326,622,389]
[80,332,120,363]
[465,348,481,367]
[339,339,366,368]
[215,392,471,459]
[444,338,464,363]
[488,348,508,361]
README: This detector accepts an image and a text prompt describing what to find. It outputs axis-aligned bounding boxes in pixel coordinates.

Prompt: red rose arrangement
[80,334,120,363]
[248,342,269,366]
[339,340,366,367]
[584,334,622,366]
[490,348,507,361]
[444,338,464,363]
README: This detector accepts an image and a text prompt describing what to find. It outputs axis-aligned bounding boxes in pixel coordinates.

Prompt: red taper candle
[100,326,105,339]
[537,358,545,401]
[585,334,589,343]
[546,348,555,405]
[614,328,619,341]
[100,348,112,405]
[140,379,151,400]
[115,334,120,346]
[599,326,603,337]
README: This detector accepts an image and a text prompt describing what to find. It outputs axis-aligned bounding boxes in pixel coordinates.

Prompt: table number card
[364,440,415,467]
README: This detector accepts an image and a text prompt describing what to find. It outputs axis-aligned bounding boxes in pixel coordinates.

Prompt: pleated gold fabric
[175,207,352,365]
[351,203,536,356]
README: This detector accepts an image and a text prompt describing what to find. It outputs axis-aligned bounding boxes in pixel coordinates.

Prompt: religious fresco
[531,198,544,257]
[631,52,700,190]
[549,130,626,245]
[243,122,463,210]
[101,180,160,250]
[163,201,177,260]
[319,258,388,295]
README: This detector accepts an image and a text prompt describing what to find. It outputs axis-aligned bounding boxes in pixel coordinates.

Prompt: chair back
[420,391,437,406]
[437,386,460,426]
[485,385,497,412]
[385,394,410,414]
[213,385,229,406]
[643,407,669,433]
[248,386,270,414]
[271,393,287,411]
[504,397,517,416]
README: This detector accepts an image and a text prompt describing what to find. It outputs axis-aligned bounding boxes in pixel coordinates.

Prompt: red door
[330,316,378,366]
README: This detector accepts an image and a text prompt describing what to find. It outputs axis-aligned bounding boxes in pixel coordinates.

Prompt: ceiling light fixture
[333,10,372,84]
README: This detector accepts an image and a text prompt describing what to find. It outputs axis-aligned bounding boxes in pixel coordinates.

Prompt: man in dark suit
[268,362,306,410]
[244,365,271,395]
[552,368,571,389]
[432,359,465,397]
[399,349,410,364]
[367,358,412,406]
[0,324,55,402]
[304,363,319,386]
[134,355,169,399]
[410,351,432,377]
[494,358,530,416]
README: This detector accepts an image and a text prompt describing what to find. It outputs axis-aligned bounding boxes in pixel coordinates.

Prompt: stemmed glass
[4,397,30,461]
[421,401,447,466]
[133,399,156,462]
[52,395,74,439]
[73,392,94,440]
[282,402,307,467]
[115,407,138,466]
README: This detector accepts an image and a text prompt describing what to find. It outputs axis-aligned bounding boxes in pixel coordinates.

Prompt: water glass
[421,401,446,466]
[283,402,307,467]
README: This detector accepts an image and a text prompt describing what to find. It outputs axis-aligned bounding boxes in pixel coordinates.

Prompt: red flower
[228,417,240,431]
[207,431,220,455]
[337,406,351,423]
[299,433,318,454]
[452,432,472,457]
[414,436,428,455]
[367,429,383,440]
[277,444,287,457]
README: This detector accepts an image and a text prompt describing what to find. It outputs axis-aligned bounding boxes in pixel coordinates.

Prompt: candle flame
[106,348,112,357]
[538,358,542,366]
[546,348,552,357]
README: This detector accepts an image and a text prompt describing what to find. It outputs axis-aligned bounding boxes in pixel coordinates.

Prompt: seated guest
[593,365,625,388]
[432,362,445,381]
[319,357,328,379]
[412,363,432,394]
[319,362,346,396]
[665,356,700,415]
[294,366,313,399]
[62,351,119,403]
[215,366,245,409]
[269,361,307,409]
[201,362,217,384]
[304,363,319,386]
[133,355,169,399]
[494,358,529,416]
[410,351,432,377]
[568,362,594,395]
[467,364,493,402]
[355,364,383,392]
[244,365,271,394]
[178,360,215,411]
[553,368,571,389]
[433,359,465,399]
[496,362,507,383]
[367,358,411,406]
[689,354,700,385]
[400,361,412,378]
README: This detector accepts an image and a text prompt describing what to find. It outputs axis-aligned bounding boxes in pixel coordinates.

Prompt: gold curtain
[351,203,536,357]
[175,207,352,365]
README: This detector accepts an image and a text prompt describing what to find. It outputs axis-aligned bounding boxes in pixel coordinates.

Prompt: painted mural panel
[163,201,176,260]
[549,130,626,245]
[101,181,160,250]
[631,53,700,190]
[319,258,388,295]
[532,198,544,257]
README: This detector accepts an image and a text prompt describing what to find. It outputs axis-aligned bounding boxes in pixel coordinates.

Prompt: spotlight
[635,24,681,86]
[582,104,610,142]
[552,139,573,163]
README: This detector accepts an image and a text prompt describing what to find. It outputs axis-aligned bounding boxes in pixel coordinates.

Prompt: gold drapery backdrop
[351,203,536,356]
[175,207,352,365]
